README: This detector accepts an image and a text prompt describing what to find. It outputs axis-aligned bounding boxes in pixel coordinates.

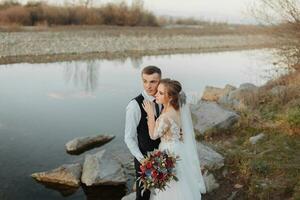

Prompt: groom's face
[142,73,161,96]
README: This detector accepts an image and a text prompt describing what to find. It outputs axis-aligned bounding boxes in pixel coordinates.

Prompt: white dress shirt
[124,90,162,162]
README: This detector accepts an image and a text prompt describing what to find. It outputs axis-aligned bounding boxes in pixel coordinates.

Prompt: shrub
[287,106,300,127]
[0,1,158,26]
[0,5,31,25]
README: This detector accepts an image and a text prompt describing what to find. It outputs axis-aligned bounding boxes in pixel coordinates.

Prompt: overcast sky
[145,0,256,24]
[14,0,257,24]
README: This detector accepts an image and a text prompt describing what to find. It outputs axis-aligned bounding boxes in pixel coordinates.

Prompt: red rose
[151,170,158,178]
[146,162,152,169]
[157,173,164,180]
[166,159,173,168]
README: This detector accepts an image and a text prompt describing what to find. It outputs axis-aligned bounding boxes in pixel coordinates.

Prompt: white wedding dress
[149,104,206,200]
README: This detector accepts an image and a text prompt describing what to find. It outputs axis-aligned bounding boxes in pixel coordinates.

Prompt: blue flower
[145,169,151,177]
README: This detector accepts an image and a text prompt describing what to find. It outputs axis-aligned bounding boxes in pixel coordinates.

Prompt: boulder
[239,83,257,90]
[202,171,219,193]
[190,101,239,135]
[81,149,127,186]
[218,83,258,110]
[197,142,224,170]
[31,163,82,187]
[201,84,236,102]
[201,83,259,110]
[121,192,135,200]
[249,133,265,144]
[65,134,115,155]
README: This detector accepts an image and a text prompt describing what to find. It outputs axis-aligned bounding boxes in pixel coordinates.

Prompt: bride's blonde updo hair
[160,78,182,110]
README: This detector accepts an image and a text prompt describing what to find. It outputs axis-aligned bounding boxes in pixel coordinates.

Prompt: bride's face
[155,84,170,104]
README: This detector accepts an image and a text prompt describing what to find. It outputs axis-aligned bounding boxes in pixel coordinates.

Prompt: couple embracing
[125,66,206,200]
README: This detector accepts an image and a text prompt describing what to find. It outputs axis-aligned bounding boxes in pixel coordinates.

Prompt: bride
[142,78,206,200]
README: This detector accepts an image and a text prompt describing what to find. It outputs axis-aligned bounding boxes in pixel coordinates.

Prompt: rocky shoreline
[31,86,248,199]
[0,27,277,64]
[30,79,293,199]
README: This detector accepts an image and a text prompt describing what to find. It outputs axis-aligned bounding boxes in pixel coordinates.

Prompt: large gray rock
[201,86,225,102]
[201,83,259,110]
[81,149,127,186]
[31,163,82,187]
[239,83,257,90]
[190,101,239,135]
[202,171,219,193]
[65,134,115,154]
[121,192,135,200]
[197,142,224,170]
[218,83,258,110]
[201,84,236,102]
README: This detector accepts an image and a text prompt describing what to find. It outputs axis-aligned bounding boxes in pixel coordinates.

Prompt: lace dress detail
[151,113,182,142]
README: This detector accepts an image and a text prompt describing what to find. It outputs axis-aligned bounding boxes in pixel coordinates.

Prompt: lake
[0,49,280,199]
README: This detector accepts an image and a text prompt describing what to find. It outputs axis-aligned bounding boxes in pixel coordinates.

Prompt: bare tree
[79,0,93,8]
[251,0,300,70]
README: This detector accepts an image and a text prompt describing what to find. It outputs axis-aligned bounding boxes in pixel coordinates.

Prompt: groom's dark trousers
[133,94,160,200]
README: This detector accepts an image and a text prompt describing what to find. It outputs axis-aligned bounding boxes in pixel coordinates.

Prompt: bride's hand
[142,100,154,117]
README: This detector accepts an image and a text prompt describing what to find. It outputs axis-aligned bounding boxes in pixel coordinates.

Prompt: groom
[124,66,163,200]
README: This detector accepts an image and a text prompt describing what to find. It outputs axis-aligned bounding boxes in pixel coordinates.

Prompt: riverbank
[0,25,277,64]
[200,70,300,199]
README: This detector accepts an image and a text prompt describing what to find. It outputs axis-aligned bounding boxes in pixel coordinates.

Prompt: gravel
[0,29,277,64]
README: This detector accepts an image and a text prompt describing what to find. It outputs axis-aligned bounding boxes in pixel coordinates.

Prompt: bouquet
[137,149,180,195]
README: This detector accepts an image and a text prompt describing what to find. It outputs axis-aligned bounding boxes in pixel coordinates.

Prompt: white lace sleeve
[151,116,170,140]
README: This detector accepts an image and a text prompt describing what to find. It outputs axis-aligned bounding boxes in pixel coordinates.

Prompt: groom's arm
[124,100,144,163]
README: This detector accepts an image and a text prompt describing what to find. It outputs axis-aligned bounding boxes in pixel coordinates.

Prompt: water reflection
[32,182,127,200]
[47,91,96,100]
[82,185,126,200]
[64,60,100,92]
[130,57,143,69]
[62,57,144,92]
[33,182,79,197]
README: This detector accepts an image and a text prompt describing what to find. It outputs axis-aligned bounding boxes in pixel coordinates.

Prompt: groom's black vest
[134,94,160,155]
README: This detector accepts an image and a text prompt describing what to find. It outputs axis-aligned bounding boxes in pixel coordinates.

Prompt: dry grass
[203,107,300,200]
[0,0,279,33]
[0,1,236,28]
[198,68,299,200]
[0,1,159,26]
[240,70,300,135]
[0,5,31,25]
[203,69,300,199]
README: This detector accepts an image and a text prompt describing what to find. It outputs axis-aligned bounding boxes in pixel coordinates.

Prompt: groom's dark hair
[141,66,161,77]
